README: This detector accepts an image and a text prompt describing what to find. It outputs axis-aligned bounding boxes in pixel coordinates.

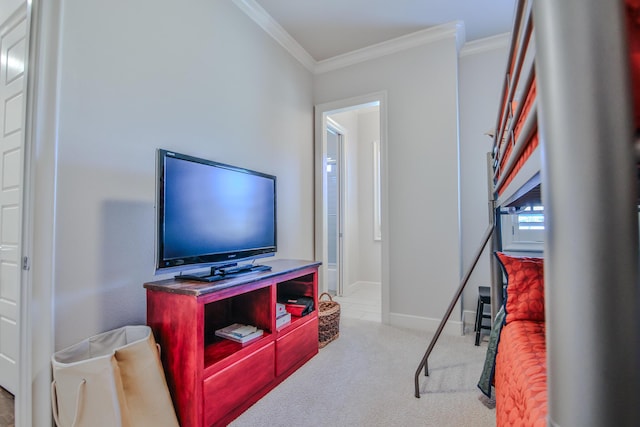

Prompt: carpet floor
[231,317,495,427]
[0,387,13,427]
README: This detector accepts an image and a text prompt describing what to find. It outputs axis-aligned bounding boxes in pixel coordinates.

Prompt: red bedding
[495,320,547,427]
[627,0,640,130]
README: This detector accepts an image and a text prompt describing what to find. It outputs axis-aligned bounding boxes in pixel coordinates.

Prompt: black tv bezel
[154,149,277,275]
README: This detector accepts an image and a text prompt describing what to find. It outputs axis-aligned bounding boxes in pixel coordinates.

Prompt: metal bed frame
[415,1,640,425]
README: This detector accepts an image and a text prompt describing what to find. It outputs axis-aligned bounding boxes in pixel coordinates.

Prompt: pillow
[495,252,545,324]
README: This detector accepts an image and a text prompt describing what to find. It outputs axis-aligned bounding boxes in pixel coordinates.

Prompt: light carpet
[230,317,495,427]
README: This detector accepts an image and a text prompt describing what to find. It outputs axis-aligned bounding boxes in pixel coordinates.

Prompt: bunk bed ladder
[413,224,494,398]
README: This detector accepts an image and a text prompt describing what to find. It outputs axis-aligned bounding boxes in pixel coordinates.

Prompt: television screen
[155,149,277,276]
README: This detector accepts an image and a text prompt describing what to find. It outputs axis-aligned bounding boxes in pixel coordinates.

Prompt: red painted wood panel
[203,333,272,374]
[203,343,275,426]
[276,316,319,377]
[147,291,204,427]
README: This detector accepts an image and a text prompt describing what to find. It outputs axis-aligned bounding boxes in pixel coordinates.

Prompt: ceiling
[253,0,517,62]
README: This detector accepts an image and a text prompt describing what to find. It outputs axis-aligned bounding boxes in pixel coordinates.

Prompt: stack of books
[276,303,291,328]
[215,323,263,344]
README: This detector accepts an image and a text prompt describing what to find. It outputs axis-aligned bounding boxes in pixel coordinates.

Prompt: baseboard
[462,309,477,334]
[388,312,463,336]
[343,281,381,297]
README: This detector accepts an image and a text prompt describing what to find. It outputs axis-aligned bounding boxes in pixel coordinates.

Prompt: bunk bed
[415,3,639,424]
[480,1,640,426]
[478,4,547,425]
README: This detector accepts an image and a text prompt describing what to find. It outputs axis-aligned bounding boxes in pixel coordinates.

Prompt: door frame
[19,0,60,424]
[325,118,345,296]
[15,1,33,425]
[314,91,389,323]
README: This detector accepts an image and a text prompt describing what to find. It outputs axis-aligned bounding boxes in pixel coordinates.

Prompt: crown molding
[232,0,316,72]
[233,1,470,75]
[315,21,464,74]
[455,21,467,54]
[460,32,511,57]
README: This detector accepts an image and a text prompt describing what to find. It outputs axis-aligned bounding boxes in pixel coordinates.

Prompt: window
[501,205,544,250]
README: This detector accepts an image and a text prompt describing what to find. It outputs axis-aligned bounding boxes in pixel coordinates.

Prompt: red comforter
[495,320,547,427]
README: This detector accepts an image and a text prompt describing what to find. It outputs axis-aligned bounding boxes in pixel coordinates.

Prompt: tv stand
[175,263,273,282]
[174,270,220,282]
[145,259,320,427]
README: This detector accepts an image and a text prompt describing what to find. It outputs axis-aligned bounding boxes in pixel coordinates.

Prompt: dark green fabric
[477,305,506,398]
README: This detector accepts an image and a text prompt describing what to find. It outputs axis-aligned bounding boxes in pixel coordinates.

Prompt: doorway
[315,92,388,323]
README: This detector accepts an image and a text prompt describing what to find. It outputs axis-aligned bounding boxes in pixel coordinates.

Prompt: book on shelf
[276,302,287,317]
[276,312,291,329]
[215,323,264,344]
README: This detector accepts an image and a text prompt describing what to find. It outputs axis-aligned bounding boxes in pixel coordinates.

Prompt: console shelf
[144,259,320,427]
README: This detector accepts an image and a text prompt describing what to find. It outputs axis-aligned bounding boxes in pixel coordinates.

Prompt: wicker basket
[318,292,340,348]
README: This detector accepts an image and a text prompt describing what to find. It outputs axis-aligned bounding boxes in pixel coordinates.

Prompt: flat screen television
[155,149,277,280]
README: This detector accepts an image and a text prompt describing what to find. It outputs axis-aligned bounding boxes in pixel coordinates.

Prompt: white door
[0,6,27,394]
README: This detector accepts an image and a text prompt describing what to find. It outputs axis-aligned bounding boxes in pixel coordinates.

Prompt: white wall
[314,35,461,329]
[357,109,382,284]
[458,37,510,329]
[51,0,314,349]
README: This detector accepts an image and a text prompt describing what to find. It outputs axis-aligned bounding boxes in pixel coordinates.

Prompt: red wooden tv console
[144,259,320,427]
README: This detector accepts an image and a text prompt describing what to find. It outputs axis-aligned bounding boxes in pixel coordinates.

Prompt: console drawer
[276,316,318,377]
[203,342,275,426]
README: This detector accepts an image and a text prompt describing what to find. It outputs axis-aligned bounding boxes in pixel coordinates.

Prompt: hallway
[333,282,381,322]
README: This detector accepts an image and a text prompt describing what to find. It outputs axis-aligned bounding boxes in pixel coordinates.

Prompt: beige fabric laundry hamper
[51,325,179,427]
